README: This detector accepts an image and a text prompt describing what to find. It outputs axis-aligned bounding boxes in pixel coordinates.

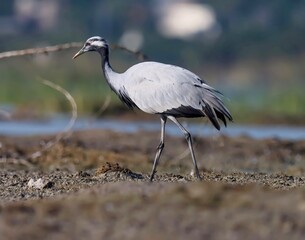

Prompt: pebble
[27,178,54,190]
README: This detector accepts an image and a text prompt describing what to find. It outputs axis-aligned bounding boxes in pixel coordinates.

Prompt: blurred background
[0,0,305,125]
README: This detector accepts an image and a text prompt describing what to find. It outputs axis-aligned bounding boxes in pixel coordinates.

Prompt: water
[0,117,305,140]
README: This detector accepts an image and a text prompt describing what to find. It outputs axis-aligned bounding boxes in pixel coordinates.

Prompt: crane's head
[73,36,109,59]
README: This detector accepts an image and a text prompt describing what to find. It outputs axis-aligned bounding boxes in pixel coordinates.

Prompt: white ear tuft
[91,41,106,48]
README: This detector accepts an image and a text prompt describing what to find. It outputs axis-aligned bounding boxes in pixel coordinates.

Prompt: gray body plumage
[104,61,232,130]
[73,36,233,181]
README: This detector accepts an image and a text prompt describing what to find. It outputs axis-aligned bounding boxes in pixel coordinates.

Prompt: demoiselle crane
[73,36,233,181]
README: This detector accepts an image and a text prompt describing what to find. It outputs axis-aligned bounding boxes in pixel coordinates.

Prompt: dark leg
[150,115,167,181]
[168,116,202,180]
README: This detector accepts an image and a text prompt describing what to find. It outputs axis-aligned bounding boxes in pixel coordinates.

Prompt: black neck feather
[98,47,111,74]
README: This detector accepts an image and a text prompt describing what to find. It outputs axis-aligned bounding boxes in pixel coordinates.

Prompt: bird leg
[150,116,167,181]
[168,116,202,180]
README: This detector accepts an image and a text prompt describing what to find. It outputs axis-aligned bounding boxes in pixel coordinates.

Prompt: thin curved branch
[30,78,77,159]
[0,42,148,61]
[111,44,148,61]
[0,42,83,59]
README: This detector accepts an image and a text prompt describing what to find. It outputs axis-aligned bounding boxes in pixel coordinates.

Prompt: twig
[0,42,148,61]
[83,94,112,128]
[111,44,148,61]
[0,42,83,59]
[30,78,77,159]
[95,94,112,116]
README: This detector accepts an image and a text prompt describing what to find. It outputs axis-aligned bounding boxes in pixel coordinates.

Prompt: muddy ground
[1,129,305,240]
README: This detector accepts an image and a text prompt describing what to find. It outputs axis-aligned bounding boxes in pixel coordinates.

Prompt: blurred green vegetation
[0,0,305,124]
